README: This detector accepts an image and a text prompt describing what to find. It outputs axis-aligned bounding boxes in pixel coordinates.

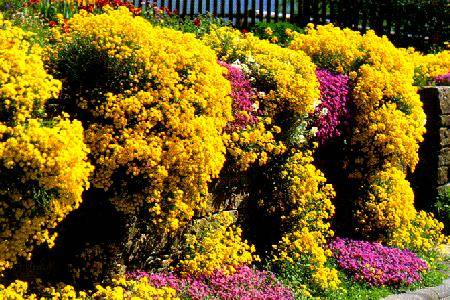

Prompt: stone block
[413,288,439,300]
[431,284,450,298]
[441,115,450,127]
[384,294,425,300]
[438,87,450,115]
[439,148,450,166]
[437,166,449,185]
[441,128,450,147]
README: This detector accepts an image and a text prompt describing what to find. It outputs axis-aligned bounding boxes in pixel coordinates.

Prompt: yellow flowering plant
[0,16,92,275]
[0,14,61,124]
[179,211,257,276]
[204,26,320,117]
[273,150,339,294]
[356,166,416,238]
[389,211,448,254]
[289,23,446,254]
[0,276,178,300]
[46,8,232,234]
[226,118,286,171]
[203,25,338,294]
[406,48,450,86]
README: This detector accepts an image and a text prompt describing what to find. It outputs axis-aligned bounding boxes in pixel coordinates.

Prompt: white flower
[251,101,259,111]
[313,98,322,108]
[231,59,243,70]
[246,54,256,63]
[321,107,328,116]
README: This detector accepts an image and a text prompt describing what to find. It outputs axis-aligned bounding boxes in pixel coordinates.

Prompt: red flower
[48,20,57,27]
[79,4,94,12]
[130,7,142,15]
[96,0,109,7]
[62,19,70,33]
[193,18,201,27]
[241,28,249,33]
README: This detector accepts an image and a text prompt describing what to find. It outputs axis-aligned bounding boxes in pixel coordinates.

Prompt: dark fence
[137,0,448,51]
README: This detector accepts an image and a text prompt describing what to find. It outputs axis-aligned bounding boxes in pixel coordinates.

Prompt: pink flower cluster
[434,72,450,86]
[314,69,351,144]
[219,61,261,130]
[128,266,294,300]
[329,238,428,287]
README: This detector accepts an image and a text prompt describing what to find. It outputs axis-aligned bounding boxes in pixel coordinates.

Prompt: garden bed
[0,2,449,299]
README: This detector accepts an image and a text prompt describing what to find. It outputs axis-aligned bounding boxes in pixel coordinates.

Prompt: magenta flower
[329,238,428,287]
[219,61,261,131]
[128,266,294,300]
[314,69,351,144]
[434,72,450,86]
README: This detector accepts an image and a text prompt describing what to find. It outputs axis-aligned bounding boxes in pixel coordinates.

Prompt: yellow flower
[264,27,273,36]
[47,8,232,233]
[179,211,256,275]
[0,17,92,275]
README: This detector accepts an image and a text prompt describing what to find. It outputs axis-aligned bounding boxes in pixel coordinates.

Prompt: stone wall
[411,86,450,210]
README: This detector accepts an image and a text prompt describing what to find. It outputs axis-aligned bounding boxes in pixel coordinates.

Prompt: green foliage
[142,10,229,38]
[251,22,304,46]
[324,277,391,300]
[435,186,450,232]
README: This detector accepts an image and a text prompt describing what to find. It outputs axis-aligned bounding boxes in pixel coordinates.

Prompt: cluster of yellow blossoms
[227,118,286,170]
[47,7,232,232]
[273,150,339,294]
[91,276,178,300]
[356,166,416,237]
[179,211,257,275]
[406,48,450,85]
[0,277,178,300]
[203,26,320,116]
[0,15,92,274]
[292,24,425,174]
[0,15,61,124]
[290,24,446,251]
[389,211,449,254]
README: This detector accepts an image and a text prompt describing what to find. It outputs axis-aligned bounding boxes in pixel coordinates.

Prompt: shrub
[273,150,339,293]
[0,277,178,299]
[203,26,319,117]
[407,49,450,86]
[435,187,450,232]
[47,7,232,233]
[251,22,303,46]
[0,14,92,274]
[356,166,416,238]
[178,212,257,276]
[289,24,444,251]
[389,211,448,254]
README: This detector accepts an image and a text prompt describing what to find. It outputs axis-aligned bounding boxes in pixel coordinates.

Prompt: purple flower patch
[219,61,261,131]
[314,69,351,144]
[329,238,429,287]
[434,72,450,86]
[128,266,294,300]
